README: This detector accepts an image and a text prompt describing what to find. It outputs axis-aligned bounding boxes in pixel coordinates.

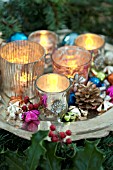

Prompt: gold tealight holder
[75,33,105,58]
[0,40,45,101]
[35,73,70,117]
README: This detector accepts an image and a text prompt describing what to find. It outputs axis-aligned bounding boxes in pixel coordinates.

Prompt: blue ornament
[68,92,76,106]
[100,83,106,87]
[7,32,28,42]
[89,77,101,87]
[62,32,79,46]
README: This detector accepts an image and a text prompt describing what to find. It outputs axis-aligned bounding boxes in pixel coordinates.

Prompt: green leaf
[39,141,63,170]
[26,130,49,170]
[70,140,105,170]
[5,150,26,170]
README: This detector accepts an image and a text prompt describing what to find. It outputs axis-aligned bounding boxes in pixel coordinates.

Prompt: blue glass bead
[68,92,76,106]
[62,32,79,46]
[7,32,28,42]
[89,77,101,87]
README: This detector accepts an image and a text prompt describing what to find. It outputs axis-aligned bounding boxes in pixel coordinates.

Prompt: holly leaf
[39,141,63,170]
[5,150,26,170]
[25,130,49,170]
[70,140,105,170]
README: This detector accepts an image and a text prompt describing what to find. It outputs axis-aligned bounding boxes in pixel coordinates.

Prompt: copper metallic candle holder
[75,33,105,58]
[0,40,45,101]
[28,30,58,55]
[35,73,70,117]
[52,46,92,80]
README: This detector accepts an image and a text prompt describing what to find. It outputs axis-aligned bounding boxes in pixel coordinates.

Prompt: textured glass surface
[35,73,70,116]
[28,30,58,54]
[52,46,91,79]
[75,33,105,51]
[75,33,105,59]
[0,40,45,99]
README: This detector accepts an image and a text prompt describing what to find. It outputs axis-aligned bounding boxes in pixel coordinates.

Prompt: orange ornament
[107,73,113,85]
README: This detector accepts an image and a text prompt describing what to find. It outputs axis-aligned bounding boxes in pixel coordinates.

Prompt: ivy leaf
[39,141,63,170]
[70,140,105,170]
[25,130,49,170]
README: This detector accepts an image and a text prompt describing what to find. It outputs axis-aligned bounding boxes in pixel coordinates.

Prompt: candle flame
[40,34,48,46]
[85,36,94,50]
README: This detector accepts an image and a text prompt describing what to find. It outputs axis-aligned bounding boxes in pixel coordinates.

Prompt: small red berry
[66,138,72,144]
[50,124,56,131]
[28,104,34,110]
[22,105,27,111]
[59,132,66,139]
[48,131,55,137]
[24,96,29,104]
[33,103,40,109]
[52,136,59,142]
[66,130,72,136]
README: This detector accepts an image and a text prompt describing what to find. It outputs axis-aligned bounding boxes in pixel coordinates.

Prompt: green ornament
[91,68,106,81]
[96,72,106,81]
[64,115,71,121]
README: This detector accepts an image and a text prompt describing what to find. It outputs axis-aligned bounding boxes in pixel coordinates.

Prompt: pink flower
[31,110,40,115]
[106,86,113,98]
[25,111,38,123]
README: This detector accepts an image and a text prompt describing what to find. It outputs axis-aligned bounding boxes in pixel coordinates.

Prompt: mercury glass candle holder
[0,40,45,100]
[75,33,105,58]
[28,30,58,60]
[35,73,70,117]
[52,46,92,81]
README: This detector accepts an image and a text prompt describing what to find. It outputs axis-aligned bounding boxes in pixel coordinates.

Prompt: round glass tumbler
[0,40,45,99]
[75,33,105,59]
[28,30,58,54]
[52,46,92,81]
[35,73,70,117]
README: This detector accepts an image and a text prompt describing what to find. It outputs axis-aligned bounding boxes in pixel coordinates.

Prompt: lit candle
[0,40,45,100]
[85,36,94,50]
[35,73,70,116]
[28,30,58,54]
[52,46,91,80]
[75,33,105,58]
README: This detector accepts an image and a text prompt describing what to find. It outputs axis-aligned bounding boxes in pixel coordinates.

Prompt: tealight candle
[52,46,91,81]
[0,40,45,101]
[28,30,58,54]
[28,30,58,68]
[35,73,70,116]
[75,33,105,58]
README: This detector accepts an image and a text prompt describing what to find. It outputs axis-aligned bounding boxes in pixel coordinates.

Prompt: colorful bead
[89,77,101,87]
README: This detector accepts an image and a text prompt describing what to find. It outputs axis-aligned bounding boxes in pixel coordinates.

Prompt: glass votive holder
[52,46,92,81]
[0,40,45,100]
[75,33,105,59]
[35,73,70,117]
[28,30,58,64]
[28,30,58,54]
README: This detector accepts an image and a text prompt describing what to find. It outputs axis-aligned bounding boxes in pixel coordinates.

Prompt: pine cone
[75,81,103,110]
